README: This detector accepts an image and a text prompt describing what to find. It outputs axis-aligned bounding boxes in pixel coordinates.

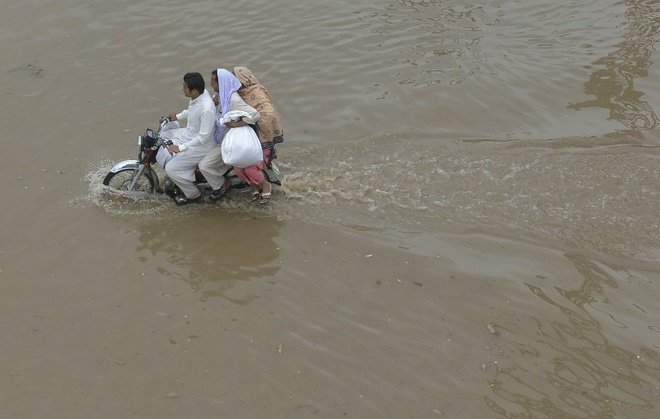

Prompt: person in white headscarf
[198,68,260,201]
[155,72,216,205]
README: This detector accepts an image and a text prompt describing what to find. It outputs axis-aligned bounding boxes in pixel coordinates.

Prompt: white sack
[221,125,263,168]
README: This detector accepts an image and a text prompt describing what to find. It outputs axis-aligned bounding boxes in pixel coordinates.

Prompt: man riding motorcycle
[155,72,216,205]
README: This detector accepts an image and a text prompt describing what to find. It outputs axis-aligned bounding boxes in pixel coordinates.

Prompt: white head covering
[214,68,242,143]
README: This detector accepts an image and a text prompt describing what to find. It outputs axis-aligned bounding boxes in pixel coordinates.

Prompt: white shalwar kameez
[156,89,216,198]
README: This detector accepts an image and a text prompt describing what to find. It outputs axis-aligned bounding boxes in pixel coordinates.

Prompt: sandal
[259,181,272,204]
[174,193,201,206]
[250,190,261,202]
[209,187,226,201]
[259,192,271,204]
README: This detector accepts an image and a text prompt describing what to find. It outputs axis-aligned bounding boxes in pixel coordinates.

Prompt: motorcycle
[103,117,281,198]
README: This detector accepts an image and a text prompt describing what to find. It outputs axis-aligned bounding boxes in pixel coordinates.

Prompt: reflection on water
[569,0,660,132]
[486,254,660,417]
[133,214,282,302]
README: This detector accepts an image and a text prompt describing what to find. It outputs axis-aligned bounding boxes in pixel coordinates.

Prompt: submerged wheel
[103,169,155,193]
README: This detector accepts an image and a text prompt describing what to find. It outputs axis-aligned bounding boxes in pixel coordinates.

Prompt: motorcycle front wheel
[103,168,155,193]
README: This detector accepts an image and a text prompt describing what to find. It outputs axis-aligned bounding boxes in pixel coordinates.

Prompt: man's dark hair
[183,72,205,94]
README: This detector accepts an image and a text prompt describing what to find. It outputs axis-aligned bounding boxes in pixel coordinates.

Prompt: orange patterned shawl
[233,66,283,144]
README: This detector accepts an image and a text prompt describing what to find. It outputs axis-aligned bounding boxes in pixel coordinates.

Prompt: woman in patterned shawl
[232,66,284,204]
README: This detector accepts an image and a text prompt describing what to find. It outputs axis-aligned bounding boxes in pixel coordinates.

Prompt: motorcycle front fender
[109,160,141,173]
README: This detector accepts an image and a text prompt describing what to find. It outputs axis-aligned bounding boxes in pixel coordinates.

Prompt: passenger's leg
[235,164,265,202]
[198,144,232,190]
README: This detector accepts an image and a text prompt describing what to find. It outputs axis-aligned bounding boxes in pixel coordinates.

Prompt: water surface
[1,0,659,417]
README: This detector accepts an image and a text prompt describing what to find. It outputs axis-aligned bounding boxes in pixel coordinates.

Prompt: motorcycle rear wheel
[103,168,155,193]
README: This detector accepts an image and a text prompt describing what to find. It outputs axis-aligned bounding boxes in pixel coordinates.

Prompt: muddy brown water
[1,0,659,417]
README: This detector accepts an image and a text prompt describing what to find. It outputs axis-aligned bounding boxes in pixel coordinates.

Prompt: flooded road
[1,0,659,417]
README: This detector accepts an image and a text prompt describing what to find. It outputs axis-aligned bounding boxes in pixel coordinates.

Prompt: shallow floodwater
[1,0,659,417]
